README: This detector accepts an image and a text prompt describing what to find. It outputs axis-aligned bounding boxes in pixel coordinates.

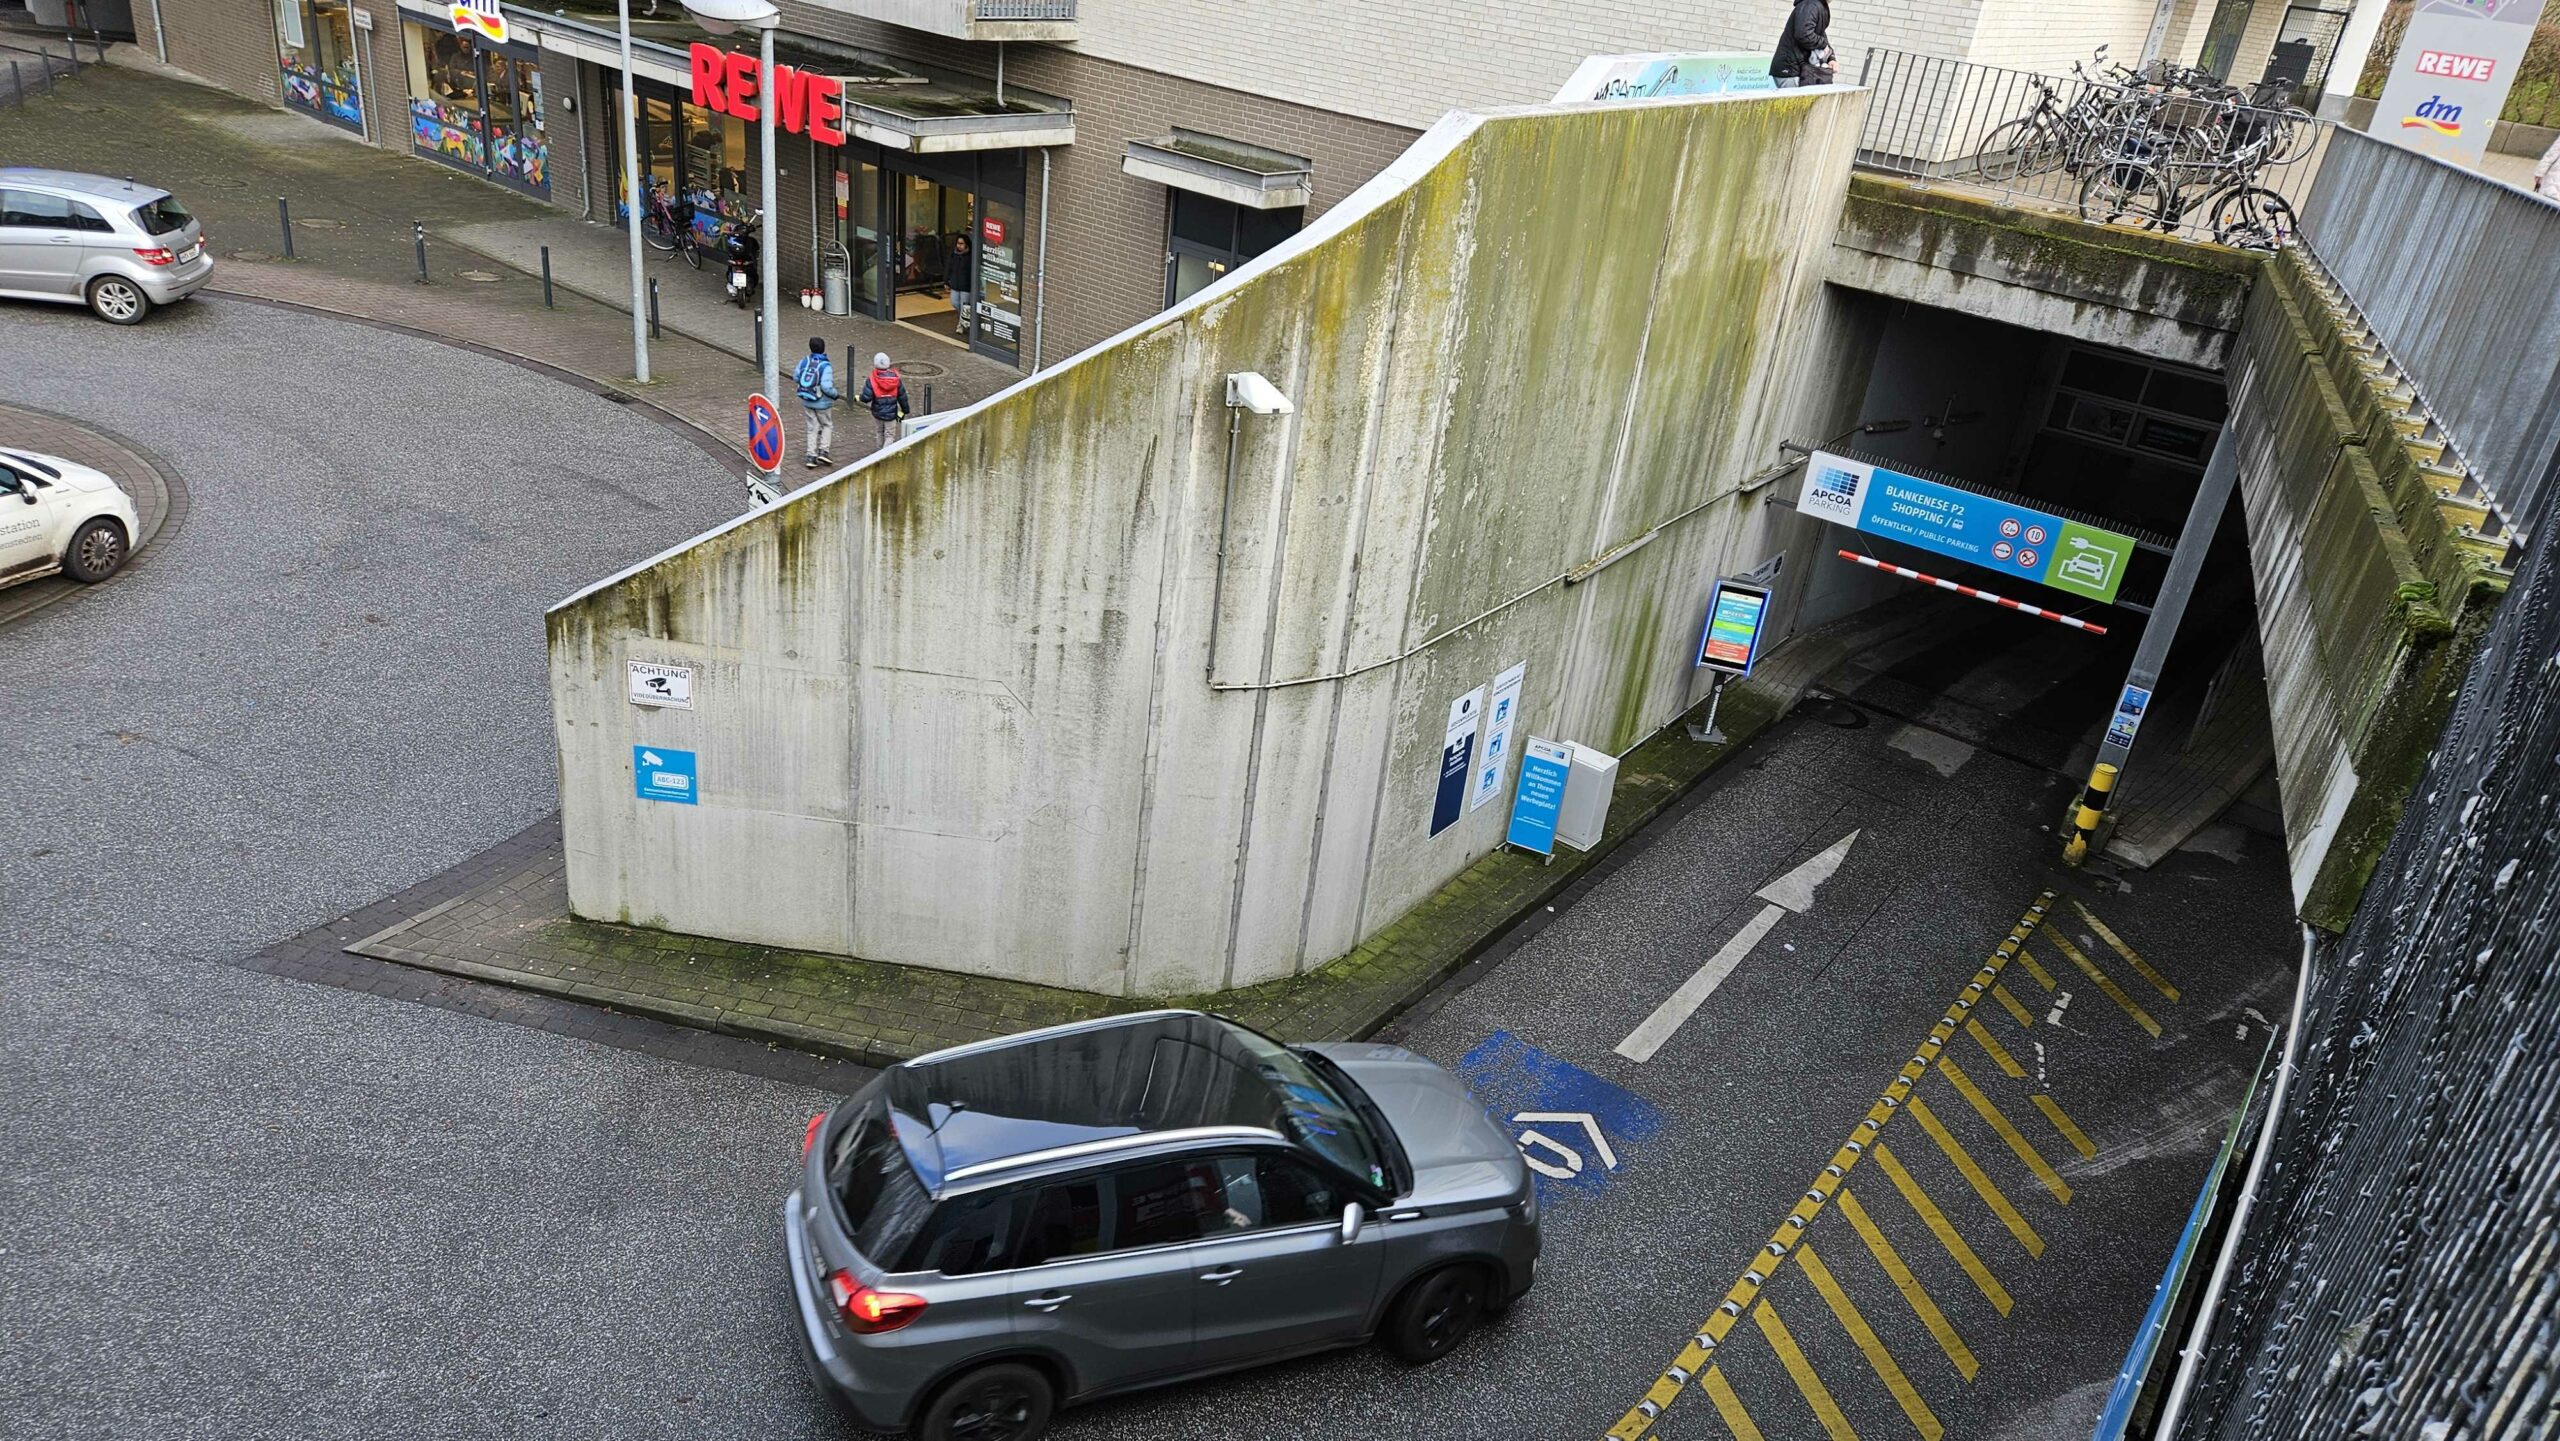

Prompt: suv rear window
[827,1101,933,1264]
[136,195,193,236]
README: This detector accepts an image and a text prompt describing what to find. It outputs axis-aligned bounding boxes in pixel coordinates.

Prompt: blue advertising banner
[1800,451,2136,604]
[1507,737,1572,855]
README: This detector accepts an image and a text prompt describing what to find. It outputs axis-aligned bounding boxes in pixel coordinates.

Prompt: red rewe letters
[2416,49,2496,80]
[689,39,849,146]
[690,41,726,109]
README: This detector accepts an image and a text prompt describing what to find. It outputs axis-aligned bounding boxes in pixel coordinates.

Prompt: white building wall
[1964,0,2167,73]
[1065,0,1990,131]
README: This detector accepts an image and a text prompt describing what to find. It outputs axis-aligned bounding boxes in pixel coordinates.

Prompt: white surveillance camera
[1225,371,1295,416]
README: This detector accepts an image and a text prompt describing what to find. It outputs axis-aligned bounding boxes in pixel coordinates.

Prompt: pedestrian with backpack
[793,337,839,469]
[859,351,912,451]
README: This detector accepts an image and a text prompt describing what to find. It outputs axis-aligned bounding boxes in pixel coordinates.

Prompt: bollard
[753,310,765,376]
[277,196,294,260]
[648,279,661,338]
[922,382,934,415]
[40,45,54,93]
[2061,762,2120,866]
[412,221,429,284]
[9,61,21,107]
[539,245,554,308]
[91,30,105,66]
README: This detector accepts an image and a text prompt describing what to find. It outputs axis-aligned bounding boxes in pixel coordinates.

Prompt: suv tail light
[133,247,175,266]
[827,1270,928,1333]
[801,1111,826,1156]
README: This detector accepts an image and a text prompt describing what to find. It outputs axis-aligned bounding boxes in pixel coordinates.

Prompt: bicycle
[640,181,704,270]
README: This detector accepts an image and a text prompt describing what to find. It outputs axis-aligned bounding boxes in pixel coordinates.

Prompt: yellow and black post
[2063,762,2120,866]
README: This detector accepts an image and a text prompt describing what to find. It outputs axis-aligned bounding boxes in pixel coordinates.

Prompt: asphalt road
[0,296,857,1439]
[2,296,2298,1441]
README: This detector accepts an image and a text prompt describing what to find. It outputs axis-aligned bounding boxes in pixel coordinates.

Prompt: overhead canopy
[1123,130,1312,209]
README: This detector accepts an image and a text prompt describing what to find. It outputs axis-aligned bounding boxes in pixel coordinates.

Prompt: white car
[0,447,139,589]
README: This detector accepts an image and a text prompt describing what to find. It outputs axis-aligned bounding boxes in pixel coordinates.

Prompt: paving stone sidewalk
[346,607,1944,1066]
[0,400,186,628]
[0,55,1013,470]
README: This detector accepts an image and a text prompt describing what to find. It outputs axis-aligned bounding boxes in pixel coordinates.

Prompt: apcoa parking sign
[1800,451,2137,604]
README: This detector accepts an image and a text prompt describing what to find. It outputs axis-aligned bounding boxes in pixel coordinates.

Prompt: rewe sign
[2370,0,2546,167]
[690,41,849,146]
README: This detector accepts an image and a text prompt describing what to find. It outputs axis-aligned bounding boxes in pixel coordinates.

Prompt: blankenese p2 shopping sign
[1799,451,2136,605]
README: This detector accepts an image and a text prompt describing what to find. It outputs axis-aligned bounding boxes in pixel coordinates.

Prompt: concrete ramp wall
[547,89,1872,995]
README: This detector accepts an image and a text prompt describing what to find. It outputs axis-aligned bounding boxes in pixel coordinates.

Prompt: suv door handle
[1199,1267,1243,1285]
[1022,1291,1072,1311]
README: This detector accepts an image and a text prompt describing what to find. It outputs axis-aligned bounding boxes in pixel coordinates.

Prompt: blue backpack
[794,354,835,404]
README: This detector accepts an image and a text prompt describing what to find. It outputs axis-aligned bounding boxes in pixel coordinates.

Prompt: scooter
[722,212,761,307]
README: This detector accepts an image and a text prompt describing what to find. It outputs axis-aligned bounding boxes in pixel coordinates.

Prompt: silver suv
[0,169,213,325]
[784,1011,1539,1440]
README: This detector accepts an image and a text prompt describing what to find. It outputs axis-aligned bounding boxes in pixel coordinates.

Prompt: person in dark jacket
[945,231,976,338]
[859,351,912,450]
[1770,0,1835,87]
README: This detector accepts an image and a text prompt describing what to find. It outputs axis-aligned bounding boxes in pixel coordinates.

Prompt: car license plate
[179,242,201,264]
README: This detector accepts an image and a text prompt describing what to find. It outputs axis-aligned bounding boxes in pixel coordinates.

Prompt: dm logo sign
[1457,1031,1663,1202]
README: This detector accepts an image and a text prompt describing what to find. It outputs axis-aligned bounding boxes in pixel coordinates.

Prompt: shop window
[1166,191,1303,307]
[277,0,362,132]
[400,24,547,197]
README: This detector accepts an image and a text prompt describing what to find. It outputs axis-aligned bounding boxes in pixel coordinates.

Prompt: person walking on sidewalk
[1769,0,1834,87]
[860,351,911,450]
[793,337,840,469]
[946,231,977,338]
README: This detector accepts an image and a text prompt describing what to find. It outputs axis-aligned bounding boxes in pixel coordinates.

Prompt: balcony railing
[802,0,1075,41]
[1854,48,2333,250]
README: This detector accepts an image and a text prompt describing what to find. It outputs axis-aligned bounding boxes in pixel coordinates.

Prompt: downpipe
[1205,405,1241,683]
[2149,922,2316,1437]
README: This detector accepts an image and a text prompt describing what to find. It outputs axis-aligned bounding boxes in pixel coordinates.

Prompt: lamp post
[681,0,782,413]
[617,0,649,383]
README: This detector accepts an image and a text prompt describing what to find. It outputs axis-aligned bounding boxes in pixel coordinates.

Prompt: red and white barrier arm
[1834,550,2109,635]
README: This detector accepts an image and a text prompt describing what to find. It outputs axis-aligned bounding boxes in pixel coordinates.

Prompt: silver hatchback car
[784,1010,1539,1440]
[0,169,213,325]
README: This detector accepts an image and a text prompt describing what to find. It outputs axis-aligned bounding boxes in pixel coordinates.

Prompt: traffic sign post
[747,393,784,474]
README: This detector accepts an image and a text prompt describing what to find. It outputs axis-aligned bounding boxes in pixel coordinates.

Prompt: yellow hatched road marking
[2072,900,2179,1001]
[1799,1240,1946,1440]
[2048,931,2162,1037]
[1908,1094,2047,1256]
[1702,1366,1766,1441]
[1989,982,2035,1028]
[1837,1186,1978,1380]
[1873,1141,2013,1314]
[1603,893,2056,1441]
[1965,1017,2026,1078]
[1756,1300,1861,1441]
[1938,1056,2072,1203]
[2031,1092,2098,1160]
[2014,947,2058,992]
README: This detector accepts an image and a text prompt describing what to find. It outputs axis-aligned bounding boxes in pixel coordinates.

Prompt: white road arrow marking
[1753,828,1862,913]
[1614,830,1861,1063]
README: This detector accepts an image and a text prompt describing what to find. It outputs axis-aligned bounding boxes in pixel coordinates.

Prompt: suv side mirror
[1339,1202,1364,1244]
[17,489,34,505]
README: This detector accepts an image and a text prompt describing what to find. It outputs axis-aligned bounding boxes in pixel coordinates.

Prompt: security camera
[1225,371,1295,416]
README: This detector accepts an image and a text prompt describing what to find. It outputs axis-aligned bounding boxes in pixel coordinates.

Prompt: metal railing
[971,0,1076,20]
[1854,48,2333,249]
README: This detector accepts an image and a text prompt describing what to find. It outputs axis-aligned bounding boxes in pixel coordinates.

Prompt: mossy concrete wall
[1831,175,2262,370]
[2228,246,2508,931]
[546,88,1876,995]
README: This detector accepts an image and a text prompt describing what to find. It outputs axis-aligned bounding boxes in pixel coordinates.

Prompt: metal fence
[2297,128,2560,532]
[1854,49,2332,249]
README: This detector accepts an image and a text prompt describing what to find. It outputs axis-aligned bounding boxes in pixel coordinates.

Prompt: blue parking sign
[634,746,698,804]
[1507,738,1572,855]
[1457,1030,1662,1201]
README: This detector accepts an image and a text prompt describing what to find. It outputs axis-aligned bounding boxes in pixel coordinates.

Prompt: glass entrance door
[893,172,974,333]
[833,158,885,311]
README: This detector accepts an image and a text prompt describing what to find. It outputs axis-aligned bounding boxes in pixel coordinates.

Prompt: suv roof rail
[907,1007,1207,1067]
[942,1123,1285,1186]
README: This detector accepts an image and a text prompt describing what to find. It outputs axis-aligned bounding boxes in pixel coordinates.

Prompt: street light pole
[757,19,779,411]
[616,0,650,383]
